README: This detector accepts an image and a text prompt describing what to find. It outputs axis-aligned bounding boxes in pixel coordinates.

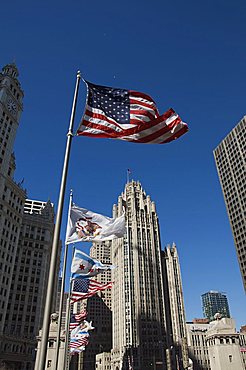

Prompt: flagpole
[64,294,71,370]
[63,248,75,370]
[54,190,73,370]
[38,71,81,370]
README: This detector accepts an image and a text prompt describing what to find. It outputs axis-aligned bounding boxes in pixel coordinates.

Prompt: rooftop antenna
[127,168,131,183]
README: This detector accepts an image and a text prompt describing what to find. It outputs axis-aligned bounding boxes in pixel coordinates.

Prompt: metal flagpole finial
[77,70,87,85]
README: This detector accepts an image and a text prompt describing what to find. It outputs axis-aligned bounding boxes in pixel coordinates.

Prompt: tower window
[229,355,232,362]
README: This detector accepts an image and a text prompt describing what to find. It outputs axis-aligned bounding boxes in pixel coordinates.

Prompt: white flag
[66,204,126,244]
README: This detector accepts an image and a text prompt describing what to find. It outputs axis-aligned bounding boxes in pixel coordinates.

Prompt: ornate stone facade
[111,181,168,370]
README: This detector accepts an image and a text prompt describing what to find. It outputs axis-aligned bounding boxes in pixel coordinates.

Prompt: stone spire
[2,63,19,78]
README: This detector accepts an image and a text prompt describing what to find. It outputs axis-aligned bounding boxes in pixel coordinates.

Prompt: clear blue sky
[1,0,245,327]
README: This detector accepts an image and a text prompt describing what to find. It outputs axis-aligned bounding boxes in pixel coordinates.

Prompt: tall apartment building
[213,117,246,290]
[82,241,113,370]
[110,181,169,370]
[201,291,230,322]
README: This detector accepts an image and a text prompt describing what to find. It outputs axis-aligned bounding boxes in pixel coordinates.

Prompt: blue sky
[1,0,245,327]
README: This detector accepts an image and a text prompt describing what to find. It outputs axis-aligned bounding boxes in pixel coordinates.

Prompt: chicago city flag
[66,204,125,243]
[71,249,116,278]
[77,81,188,144]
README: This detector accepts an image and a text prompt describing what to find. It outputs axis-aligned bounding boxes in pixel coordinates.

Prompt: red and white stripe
[71,281,113,303]
[70,336,89,348]
[129,91,159,124]
[75,310,87,321]
[69,322,79,330]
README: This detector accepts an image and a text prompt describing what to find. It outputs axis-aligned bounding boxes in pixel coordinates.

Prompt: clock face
[7,98,17,116]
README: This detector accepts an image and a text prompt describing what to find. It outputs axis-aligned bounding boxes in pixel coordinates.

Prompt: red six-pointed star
[79,264,85,270]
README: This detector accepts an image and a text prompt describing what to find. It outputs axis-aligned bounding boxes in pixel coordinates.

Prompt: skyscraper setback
[213,117,246,290]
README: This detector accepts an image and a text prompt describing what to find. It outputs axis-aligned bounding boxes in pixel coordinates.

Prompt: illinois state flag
[77,81,188,144]
[66,204,125,244]
[71,249,116,278]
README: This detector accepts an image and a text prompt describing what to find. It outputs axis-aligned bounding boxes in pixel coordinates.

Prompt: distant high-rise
[202,291,230,321]
[213,117,246,290]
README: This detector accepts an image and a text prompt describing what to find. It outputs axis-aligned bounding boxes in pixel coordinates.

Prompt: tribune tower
[111,181,168,370]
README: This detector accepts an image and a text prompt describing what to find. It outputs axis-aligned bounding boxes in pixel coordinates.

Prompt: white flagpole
[53,190,73,370]
[38,71,81,370]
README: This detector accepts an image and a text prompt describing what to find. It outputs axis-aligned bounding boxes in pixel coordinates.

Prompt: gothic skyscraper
[111,181,168,370]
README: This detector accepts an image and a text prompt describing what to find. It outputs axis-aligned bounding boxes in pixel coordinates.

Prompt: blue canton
[87,81,130,125]
[73,279,90,293]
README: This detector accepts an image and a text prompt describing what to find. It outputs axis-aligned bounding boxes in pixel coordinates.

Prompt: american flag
[77,81,188,144]
[70,346,85,355]
[70,334,89,348]
[75,309,87,321]
[69,310,87,331]
[71,278,113,303]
